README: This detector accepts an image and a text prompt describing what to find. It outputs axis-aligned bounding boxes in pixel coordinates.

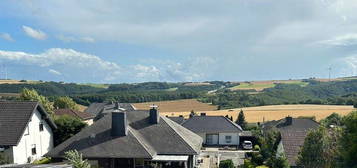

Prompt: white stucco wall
[10,109,54,164]
[218,133,239,145]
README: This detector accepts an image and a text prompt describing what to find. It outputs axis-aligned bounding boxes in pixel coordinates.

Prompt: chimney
[111,110,128,136]
[285,116,293,125]
[149,104,159,124]
[200,113,206,116]
[115,102,119,109]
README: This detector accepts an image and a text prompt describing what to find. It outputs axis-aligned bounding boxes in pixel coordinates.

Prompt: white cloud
[0,48,121,82]
[22,25,47,40]
[0,33,14,42]
[56,35,95,43]
[316,34,357,46]
[48,69,62,75]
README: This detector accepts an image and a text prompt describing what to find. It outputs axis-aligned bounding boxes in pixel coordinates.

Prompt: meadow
[229,80,309,91]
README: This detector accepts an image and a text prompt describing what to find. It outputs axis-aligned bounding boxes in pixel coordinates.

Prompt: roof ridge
[161,116,199,154]
[221,116,243,131]
[128,126,156,158]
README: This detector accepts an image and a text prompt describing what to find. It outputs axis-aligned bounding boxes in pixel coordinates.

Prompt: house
[262,117,319,167]
[54,108,95,125]
[180,114,243,146]
[46,104,202,168]
[0,102,57,164]
[84,102,135,121]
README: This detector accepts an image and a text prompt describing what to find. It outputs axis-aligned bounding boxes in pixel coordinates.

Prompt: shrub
[64,150,91,168]
[33,157,51,164]
[0,153,10,165]
[254,145,260,151]
[256,166,269,168]
[219,159,234,168]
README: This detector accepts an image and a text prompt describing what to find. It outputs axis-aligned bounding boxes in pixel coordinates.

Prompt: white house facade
[0,102,57,164]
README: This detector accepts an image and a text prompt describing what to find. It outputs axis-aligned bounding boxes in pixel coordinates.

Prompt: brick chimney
[149,104,159,124]
[285,116,293,125]
[111,110,128,136]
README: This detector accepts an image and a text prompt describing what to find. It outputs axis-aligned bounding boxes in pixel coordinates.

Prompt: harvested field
[229,80,308,91]
[161,104,354,123]
[132,99,217,113]
[183,82,212,86]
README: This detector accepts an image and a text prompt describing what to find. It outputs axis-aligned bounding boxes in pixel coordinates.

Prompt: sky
[0,0,357,83]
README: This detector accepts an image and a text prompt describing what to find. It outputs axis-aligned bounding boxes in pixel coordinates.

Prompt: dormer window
[39,123,44,132]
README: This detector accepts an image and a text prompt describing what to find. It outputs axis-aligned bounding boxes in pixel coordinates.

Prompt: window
[225,136,232,143]
[39,123,44,131]
[206,135,213,144]
[31,144,36,155]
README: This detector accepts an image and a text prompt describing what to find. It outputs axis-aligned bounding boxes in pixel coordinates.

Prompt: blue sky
[0,0,357,83]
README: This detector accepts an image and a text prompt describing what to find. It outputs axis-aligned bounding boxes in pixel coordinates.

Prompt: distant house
[0,102,57,164]
[84,102,135,121]
[54,109,94,125]
[262,117,319,167]
[179,113,243,146]
[46,104,202,168]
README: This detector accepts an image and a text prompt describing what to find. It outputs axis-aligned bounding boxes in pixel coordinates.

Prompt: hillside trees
[20,88,54,114]
[54,96,78,110]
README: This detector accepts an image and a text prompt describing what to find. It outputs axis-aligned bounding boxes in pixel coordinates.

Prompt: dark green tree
[236,109,247,129]
[320,113,342,127]
[53,115,87,146]
[339,111,357,168]
[297,127,327,168]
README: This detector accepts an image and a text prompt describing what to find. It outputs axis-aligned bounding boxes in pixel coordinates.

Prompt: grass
[161,104,355,123]
[132,99,217,113]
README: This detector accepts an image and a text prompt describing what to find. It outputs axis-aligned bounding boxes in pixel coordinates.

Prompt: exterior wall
[218,133,239,145]
[11,109,54,164]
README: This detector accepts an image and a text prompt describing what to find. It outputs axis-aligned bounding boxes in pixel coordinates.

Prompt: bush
[64,150,91,168]
[0,153,10,165]
[254,145,260,151]
[219,159,234,168]
[256,166,269,168]
[243,159,255,168]
[33,157,51,164]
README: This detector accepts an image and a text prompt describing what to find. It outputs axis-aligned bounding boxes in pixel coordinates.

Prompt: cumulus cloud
[0,33,14,42]
[22,26,47,40]
[48,69,62,75]
[2,0,357,81]
[56,35,95,43]
[0,48,121,82]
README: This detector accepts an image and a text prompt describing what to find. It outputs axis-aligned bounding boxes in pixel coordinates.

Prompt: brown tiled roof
[54,109,94,120]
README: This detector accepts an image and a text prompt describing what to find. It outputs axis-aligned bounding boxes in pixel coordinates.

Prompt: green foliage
[320,112,343,127]
[0,153,10,165]
[297,127,328,167]
[270,154,289,168]
[256,166,269,168]
[219,159,234,168]
[339,111,357,168]
[242,159,255,168]
[53,115,87,146]
[20,88,54,114]
[64,150,90,168]
[254,145,260,151]
[33,157,51,164]
[236,109,247,129]
[54,96,78,110]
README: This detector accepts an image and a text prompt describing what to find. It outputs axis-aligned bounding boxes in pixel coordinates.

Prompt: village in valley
[1,1,357,167]
[0,79,356,168]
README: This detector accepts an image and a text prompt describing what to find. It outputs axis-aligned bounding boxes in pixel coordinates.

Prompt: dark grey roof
[167,116,186,124]
[46,109,202,159]
[85,102,135,120]
[0,101,57,146]
[182,116,243,133]
[263,117,319,166]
